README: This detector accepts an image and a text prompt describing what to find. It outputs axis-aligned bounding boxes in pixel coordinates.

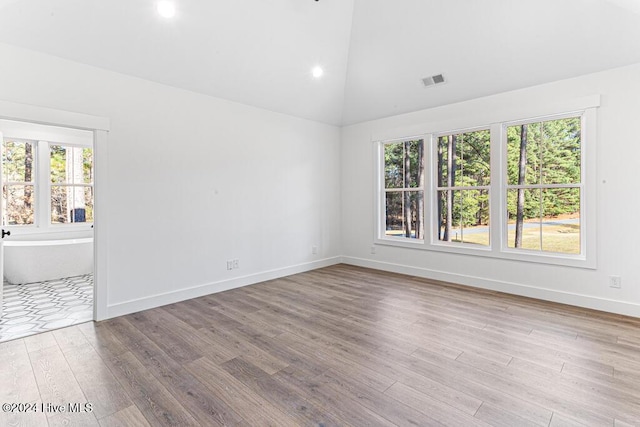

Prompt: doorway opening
[0,119,95,342]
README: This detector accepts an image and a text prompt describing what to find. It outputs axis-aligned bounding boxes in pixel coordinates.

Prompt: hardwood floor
[1,264,640,426]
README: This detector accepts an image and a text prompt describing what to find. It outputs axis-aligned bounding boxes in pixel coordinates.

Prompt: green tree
[515,124,528,248]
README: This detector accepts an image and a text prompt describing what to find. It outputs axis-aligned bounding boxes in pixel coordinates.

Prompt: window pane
[50,144,67,184]
[507,123,542,185]
[385,192,403,236]
[456,130,491,187]
[3,140,35,183]
[51,185,68,223]
[51,185,93,224]
[51,145,93,224]
[541,118,581,185]
[508,118,581,186]
[384,143,403,188]
[437,136,449,187]
[83,148,93,184]
[407,140,424,188]
[385,191,423,239]
[438,130,490,188]
[436,189,449,240]
[438,135,460,187]
[51,145,92,184]
[507,188,542,250]
[437,190,489,246]
[2,184,34,225]
[384,140,424,189]
[83,187,94,222]
[507,187,580,254]
[541,188,580,254]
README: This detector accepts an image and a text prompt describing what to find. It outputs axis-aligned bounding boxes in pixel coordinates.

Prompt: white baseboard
[342,256,640,318]
[103,255,640,320]
[105,256,342,319]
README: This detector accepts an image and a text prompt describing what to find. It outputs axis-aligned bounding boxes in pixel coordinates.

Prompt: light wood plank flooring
[1,264,640,426]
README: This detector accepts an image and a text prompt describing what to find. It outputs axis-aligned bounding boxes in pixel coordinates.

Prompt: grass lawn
[457,221,580,254]
[506,221,580,254]
[388,219,580,254]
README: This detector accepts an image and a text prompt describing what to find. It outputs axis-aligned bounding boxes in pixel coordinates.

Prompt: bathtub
[3,238,93,284]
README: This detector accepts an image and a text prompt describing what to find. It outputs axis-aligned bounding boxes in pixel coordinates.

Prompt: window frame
[49,143,94,226]
[2,137,37,227]
[2,138,94,235]
[375,136,427,248]
[501,112,585,258]
[374,106,597,269]
[431,125,492,251]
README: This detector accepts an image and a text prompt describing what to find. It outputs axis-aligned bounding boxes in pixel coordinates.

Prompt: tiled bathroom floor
[0,274,93,342]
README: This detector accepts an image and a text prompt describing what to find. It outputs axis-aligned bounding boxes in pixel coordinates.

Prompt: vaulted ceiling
[0,0,639,125]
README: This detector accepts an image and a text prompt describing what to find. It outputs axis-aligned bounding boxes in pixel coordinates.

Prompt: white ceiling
[0,0,639,126]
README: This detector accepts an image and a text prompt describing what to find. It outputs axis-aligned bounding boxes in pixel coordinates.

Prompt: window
[375,107,595,267]
[436,129,490,246]
[505,117,581,255]
[382,139,424,240]
[2,139,35,225]
[1,138,93,230]
[50,145,94,224]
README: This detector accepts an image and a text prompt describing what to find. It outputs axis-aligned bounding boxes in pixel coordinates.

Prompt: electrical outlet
[232,259,239,269]
[371,246,376,254]
[312,246,318,255]
[226,260,233,270]
[609,275,621,289]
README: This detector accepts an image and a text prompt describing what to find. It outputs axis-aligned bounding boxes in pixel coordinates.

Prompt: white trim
[583,108,597,268]
[370,94,600,142]
[374,137,427,245]
[373,104,596,269]
[0,100,110,131]
[93,130,108,320]
[37,140,49,227]
[342,256,640,318]
[498,109,594,267]
[0,99,110,322]
[0,130,3,320]
[432,124,491,141]
[105,256,342,319]
[2,138,95,234]
[489,123,502,254]
[0,119,94,146]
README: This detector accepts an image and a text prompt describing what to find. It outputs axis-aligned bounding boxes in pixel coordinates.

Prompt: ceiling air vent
[422,74,446,87]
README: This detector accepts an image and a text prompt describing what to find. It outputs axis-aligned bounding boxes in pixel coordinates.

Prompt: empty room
[1,0,640,425]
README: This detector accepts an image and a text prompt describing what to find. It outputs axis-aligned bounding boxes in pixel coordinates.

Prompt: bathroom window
[1,138,93,229]
[50,145,93,224]
[2,139,36,225]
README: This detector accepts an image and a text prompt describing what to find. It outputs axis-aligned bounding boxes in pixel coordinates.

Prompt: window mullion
[36,140,50,229]
[506,183,582,190]
[490,123,503,254]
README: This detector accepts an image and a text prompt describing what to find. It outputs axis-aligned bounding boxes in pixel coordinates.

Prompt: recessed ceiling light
[157,1,176,18]
[312,66,324,79]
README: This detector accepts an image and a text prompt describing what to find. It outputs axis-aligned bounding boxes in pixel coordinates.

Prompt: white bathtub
[3,238,93,284]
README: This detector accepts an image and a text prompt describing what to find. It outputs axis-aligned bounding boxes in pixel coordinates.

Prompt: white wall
[341,63,640,317]
[0,42,341,318]
[2,41,638,320]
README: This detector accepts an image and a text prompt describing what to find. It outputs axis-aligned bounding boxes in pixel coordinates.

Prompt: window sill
[374,238,595,269]
[3,224,94,236]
